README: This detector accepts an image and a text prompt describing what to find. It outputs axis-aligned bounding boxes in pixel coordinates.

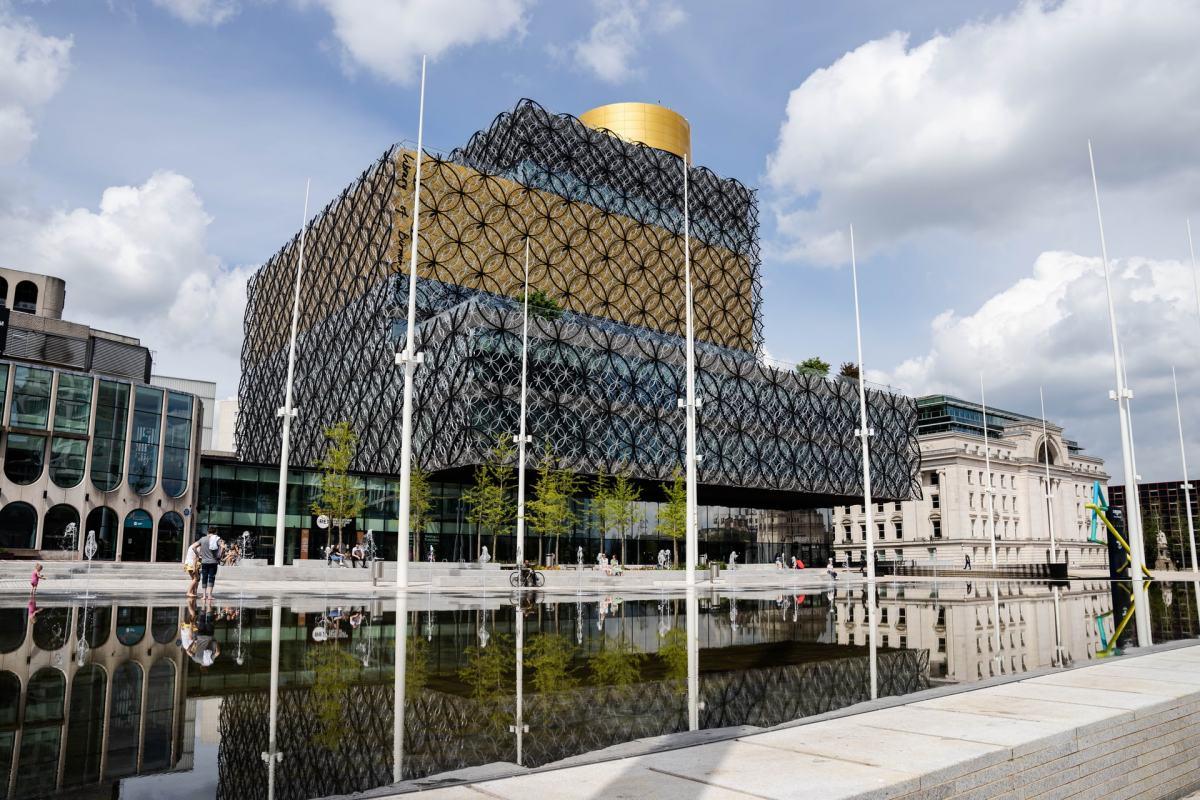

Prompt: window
[4,432,46,484]
[0,363,9,418]
[0,277,7,306]
[967,471,973,485]
[41,505,79,553]
[895,521,904,539]
[84,507,118,561]
[13,280,37,314]
[90,381,130,492]
[161,392,193,498]
[9,366,52,428]
[897,608,907,626]
[938,637,947,653]
[932,519,943,539]
[49,437,86,488]
[880,608,888,624]
[931,493,940,509]
[122,509,154,561]
[128,386,163,495]
[842,524,851,542]
[63,665,106,786]
[876,522,885,541]
[0,502,37,548]
[930,471,940,486]
[107,662,143,777]
[860,525,866,542]
[899,635,907,649]
[155,511,185,562]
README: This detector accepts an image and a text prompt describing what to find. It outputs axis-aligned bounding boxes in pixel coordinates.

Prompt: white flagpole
[850,225,875,583]
[514,238,532,567]
[1039,387,1056,563]
[682,154,698,586]
[273,179,310,568]
[1088,140,1150,647]
[1172,367,1198,573]
[396,56,427,589]
[980,375,998,569]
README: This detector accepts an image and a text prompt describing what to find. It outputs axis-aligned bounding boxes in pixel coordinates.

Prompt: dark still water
[0,579,1196,799]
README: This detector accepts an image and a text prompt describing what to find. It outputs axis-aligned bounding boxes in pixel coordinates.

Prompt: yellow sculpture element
[579,103,691,159]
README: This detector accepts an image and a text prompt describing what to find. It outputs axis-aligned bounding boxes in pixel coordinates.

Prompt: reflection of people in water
[181,597,221,667]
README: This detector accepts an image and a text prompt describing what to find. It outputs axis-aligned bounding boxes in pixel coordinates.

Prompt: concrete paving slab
[1091,664,1200,686]
[472,762,764,800]
[643,738,920,800]
[853,706,1074,755]
[744,718,1008,787]
[1025,669,1197,698]
[911,689,1130,726]
[979,680,1173,711]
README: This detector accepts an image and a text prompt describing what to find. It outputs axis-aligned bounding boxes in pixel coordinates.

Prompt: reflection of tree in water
[405,634,430,695]
[526,634,578,693]
[305,640,363,751]
[590,636,645,686]
[458,633,514,735]
[657,628,688,689]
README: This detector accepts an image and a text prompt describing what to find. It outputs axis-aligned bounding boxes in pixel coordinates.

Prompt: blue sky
[3,0,1200,482]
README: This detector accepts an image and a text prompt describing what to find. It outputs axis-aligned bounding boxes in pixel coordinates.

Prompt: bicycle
[508,563,545,588]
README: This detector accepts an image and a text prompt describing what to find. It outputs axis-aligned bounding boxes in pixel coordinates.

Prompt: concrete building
[833,395,1109,569]
[0,269,205,562]
[212,398,238,452]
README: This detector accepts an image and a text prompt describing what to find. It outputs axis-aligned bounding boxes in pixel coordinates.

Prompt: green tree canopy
[796,356,831,377]
[463,435,517,559]
[312,421,366,548]
[603,472,643,565]
[527,447,579,563]
[656,468,687,565]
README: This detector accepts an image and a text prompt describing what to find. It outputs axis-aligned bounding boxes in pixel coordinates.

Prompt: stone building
[833,395,1108,569]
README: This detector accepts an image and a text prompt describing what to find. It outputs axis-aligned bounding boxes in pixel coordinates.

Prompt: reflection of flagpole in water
[1051,585,1065,667]
[511,604,527,764]
[686,587,699,731]
[264,600,283,800]
[867,584,878,700]
[393,592,408,784]
[992,581,1002,673]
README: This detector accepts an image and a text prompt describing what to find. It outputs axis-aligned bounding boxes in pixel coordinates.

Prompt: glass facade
[50,373,92,488]
[161,392,193,497]
[90,380,130,492]
[129,386,163,495]
[9,366,52,428]
[4,432,46,485]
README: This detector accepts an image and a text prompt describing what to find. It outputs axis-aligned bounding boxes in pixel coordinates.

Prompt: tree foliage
[408,461,433,561]
[305,641,362,750]
[526,634,578,693]
[463,435,516,558]
[796,356,831,377]
[590,637,645,686]
[527,447,579,563]
[656,468,687,565]
[526,288,563,319]
[600,471,642,564]
[838,361,860,379]
[312,421,366,548]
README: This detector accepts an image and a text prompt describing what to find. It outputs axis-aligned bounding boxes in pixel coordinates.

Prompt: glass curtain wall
[50,372,92,488]
[5,366,52,485]
[129,386,164,495]
[161,392,193,497]
[91,381,130,492]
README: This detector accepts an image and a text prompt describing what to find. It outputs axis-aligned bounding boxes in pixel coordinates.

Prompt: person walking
[964,553,972,571]
[826,558,838,582]
[198,529,225,602]
[30,563,43,597]
[184,539,203,597]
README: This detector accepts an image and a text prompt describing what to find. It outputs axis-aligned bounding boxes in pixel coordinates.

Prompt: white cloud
[765,0,1200,265]
[570,0,685,83]
[0,172,251,394]
[151,0,240,26]
[0,5,71,164]
[310,0,532,84]
[877,250,1200,483]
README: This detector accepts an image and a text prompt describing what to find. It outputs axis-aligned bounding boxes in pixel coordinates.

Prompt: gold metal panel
[579,102,691,158]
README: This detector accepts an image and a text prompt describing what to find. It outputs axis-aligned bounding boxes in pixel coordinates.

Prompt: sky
[2,0,1200,483]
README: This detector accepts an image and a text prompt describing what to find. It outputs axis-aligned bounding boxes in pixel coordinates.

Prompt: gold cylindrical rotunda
[579,102,691,159]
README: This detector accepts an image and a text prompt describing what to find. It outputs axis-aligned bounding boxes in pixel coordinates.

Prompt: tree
[526,634,578,693]
[604,472,643,565]
[408,462,433,561]
[463,435,516,559]
[796,356,831,377]
[527,288,563,320]
[593,469,613,560]
[838,361,860,380]
[657,468,687,565]
[590,637,644,686]
[527,447,579,564]
[306,640,362,750]
[312,421,366,549]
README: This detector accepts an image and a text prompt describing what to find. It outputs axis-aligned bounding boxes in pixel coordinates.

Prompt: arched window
[116,606,147,646]
[75,605,111,649]
[0,501,37,549]
[90,380,130,492]
[143,660,176,770]
[162,392,193,497]
[49,436,87,487]
[50,373,92,488]
[0,671,18,726]
[0,276,8,307]
[155,511,185,563]
[128,386,163,495]
[64,665,106,787]
[151,607,179,643]
[13,280,38,314]
[121,509,153,562]
[24,668,65,723]
[0,609,25,652]
[32,608,70,651]
[84,506,118,561]
[42,504,80,553]
[1037,440,1059,466]
[4,432,46,485]
[106,661,143,778]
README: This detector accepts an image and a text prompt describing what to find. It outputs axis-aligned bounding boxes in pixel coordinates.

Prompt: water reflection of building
[0,601,191,798]
[834,581,1114,683]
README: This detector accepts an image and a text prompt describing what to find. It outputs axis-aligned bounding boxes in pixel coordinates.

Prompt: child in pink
[30,564,43,596]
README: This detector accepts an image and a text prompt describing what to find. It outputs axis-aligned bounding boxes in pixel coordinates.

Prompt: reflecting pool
[0,579,1196,798]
